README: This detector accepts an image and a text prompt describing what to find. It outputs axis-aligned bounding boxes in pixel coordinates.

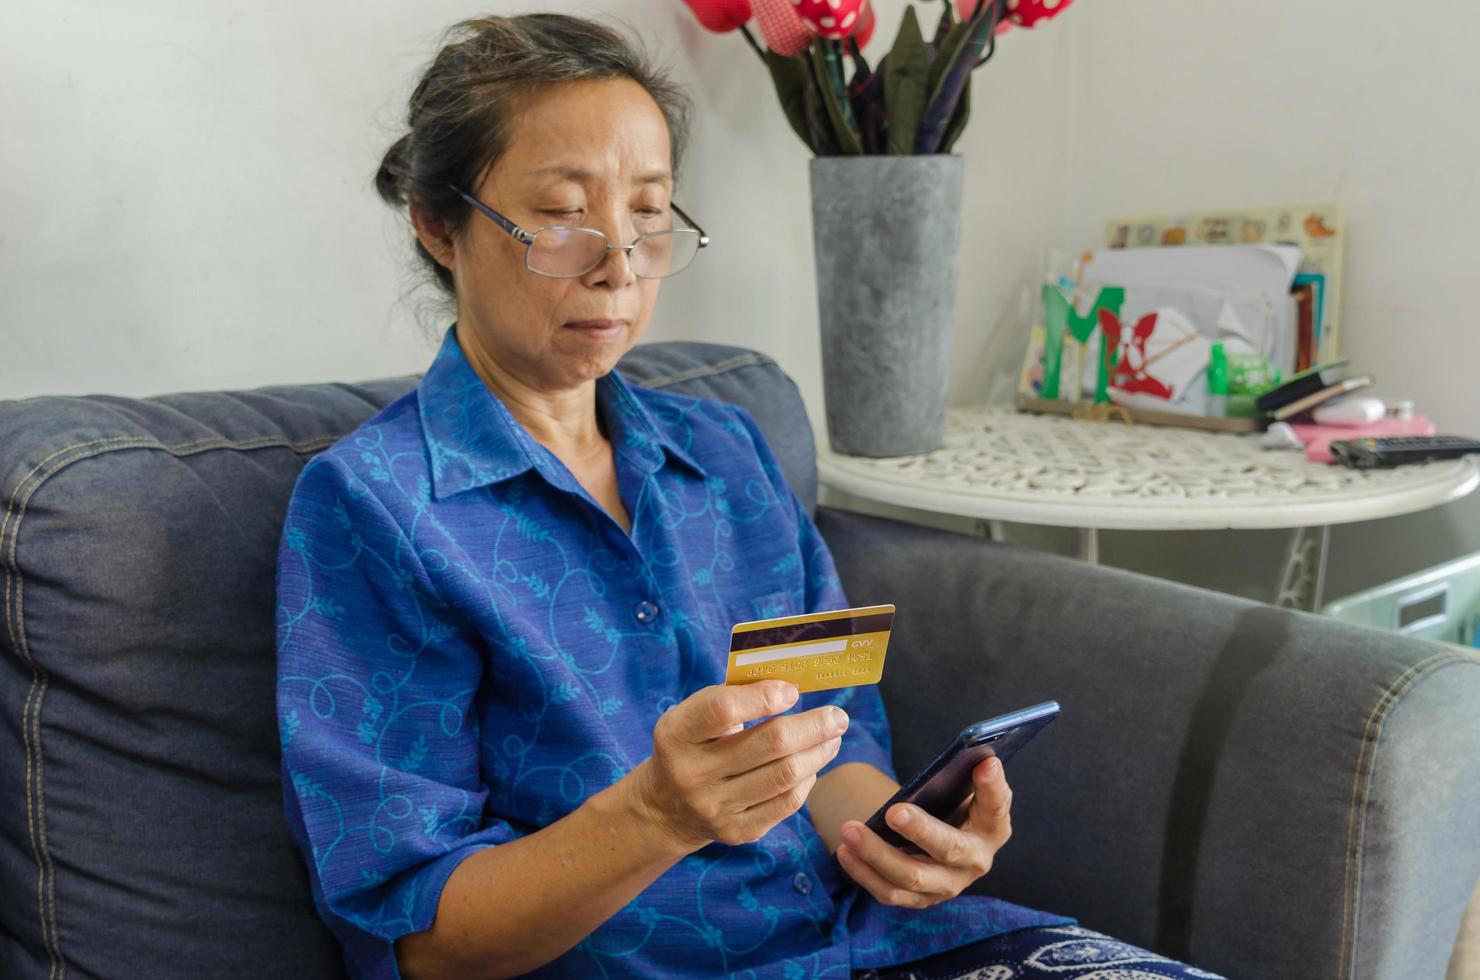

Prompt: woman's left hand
[833,756,1012,909]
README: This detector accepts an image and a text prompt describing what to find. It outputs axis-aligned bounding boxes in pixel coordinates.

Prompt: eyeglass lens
[525,228,701,279]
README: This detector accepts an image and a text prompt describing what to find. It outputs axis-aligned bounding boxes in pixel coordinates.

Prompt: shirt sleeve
[729,406,898,783]
[275,455,517,977]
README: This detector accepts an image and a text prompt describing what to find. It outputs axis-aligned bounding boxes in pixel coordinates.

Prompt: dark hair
[374,14,692,296]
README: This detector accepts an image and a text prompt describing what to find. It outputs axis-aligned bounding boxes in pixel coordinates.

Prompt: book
[1292,282,1315,372]
[1271,375,1374,422]
[1254,358,1351,415]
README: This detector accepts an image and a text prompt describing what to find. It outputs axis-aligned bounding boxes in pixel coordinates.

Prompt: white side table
[818,405,1480,610]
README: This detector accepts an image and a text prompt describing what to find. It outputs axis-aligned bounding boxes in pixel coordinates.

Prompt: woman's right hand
[630,680,849,852]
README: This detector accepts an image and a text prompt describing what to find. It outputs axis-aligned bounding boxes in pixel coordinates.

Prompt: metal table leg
[1078,527,1100,565]
[1276,525,1331,611]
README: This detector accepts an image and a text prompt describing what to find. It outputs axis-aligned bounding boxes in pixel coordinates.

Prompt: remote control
[1330,435,1480,469]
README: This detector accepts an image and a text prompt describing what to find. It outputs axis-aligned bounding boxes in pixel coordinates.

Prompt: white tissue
[1261,422,1306,451]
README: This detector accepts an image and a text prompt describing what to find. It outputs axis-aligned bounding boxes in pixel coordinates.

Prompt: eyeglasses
[450,185,709,280]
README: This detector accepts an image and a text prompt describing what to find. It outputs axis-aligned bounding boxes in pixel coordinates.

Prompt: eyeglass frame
[448,184,710,280]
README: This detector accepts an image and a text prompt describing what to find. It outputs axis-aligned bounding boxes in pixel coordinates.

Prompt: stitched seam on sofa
[629,352,776,390]
[1338,650,1479,979]
[1,431,341,980]
[1,440,121,980]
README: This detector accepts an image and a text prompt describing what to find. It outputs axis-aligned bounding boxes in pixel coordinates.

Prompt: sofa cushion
[0,340,814,979]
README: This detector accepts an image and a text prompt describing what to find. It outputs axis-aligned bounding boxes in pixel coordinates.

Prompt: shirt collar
[417,325,707,502]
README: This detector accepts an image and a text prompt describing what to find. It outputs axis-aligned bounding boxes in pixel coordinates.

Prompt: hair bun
[375,134,412,205]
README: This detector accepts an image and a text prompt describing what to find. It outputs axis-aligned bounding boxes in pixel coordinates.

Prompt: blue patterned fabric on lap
[852,925,1227,979]
[275,325,1069,978]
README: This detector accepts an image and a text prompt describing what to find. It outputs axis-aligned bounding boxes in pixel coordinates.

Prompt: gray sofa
[2,341,1477,980]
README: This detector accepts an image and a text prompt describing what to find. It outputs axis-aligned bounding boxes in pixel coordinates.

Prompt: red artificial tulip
[852,0,876,47]
[1002,0,1077,29]
[754,0,815,55]
[793,0,865,39]
[957,0,1075,32]
[682,0,753,33]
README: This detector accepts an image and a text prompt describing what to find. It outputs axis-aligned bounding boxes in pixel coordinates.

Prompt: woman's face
[428,77,674,394]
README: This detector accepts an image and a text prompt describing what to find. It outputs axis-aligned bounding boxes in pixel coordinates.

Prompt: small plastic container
[1206,343,1229,418]
[1323,551,1480,648]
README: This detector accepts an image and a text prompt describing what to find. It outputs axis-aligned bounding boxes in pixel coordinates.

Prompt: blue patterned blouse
[275,325,1066,978]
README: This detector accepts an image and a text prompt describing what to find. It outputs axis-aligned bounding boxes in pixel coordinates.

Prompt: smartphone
[861,701,1060,852]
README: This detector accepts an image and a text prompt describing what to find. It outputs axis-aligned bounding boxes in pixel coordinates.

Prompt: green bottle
[1207,342,1229,418]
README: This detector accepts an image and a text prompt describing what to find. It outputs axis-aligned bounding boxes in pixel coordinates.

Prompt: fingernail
[892,807,911,826]
[781,683,799,707]
[831,707,849,732]
[842,825,861,846]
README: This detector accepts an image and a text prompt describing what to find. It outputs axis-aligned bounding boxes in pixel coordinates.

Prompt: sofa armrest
[816,505,1480,980]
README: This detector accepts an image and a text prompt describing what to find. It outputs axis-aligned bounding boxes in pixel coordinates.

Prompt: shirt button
[792,871,812,895]
[634,600,660,623]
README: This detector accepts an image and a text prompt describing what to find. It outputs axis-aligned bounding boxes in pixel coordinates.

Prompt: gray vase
[810,154,964,457]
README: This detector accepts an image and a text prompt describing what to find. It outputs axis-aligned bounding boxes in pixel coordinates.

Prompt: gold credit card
[725,604,894,695]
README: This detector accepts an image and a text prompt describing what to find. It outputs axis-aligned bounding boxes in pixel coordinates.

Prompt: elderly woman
[275,14,1221,980]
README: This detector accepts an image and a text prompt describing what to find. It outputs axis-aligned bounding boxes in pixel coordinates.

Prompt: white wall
[3,0,1475,600]
[0,0,1064,428]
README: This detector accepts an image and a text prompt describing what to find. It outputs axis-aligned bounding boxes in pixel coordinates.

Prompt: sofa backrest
[0,340,815,980]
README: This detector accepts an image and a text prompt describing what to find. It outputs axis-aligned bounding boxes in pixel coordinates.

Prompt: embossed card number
[725,604,894,695]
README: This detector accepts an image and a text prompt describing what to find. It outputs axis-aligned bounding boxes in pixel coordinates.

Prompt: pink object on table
[1291,416,1436,464]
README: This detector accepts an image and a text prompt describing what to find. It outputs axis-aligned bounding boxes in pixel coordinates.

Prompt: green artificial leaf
[859,84,886,153]
[929,0,956,56]
[808,41,863,155]
[764,49,817,153]
[801,66,838,155]
[938,74,971,153]
[846,34,871,79]
[847,38,877,152]
[822,38,860,140]
[924,21,972,120]
[854,53,887,153]
[883,5,927,155]
[918,1,998,153]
